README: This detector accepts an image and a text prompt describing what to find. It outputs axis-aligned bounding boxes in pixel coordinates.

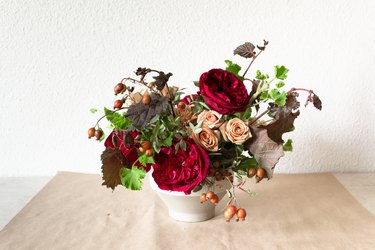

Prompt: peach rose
[197,110,223,129]
[220,118,251,145]
[190,125,220,152]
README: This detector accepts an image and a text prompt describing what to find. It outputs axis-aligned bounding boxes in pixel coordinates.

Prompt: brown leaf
[269,92,300,119]
[262,110,300,144]
[312,94,322,110]
[153,71,173,91]
[247,128,284,179]
[101,148,128,190]
[234,42,256,58]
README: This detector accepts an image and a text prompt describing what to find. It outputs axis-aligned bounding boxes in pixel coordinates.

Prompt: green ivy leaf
[269,89,287,106]
[161,135,173,147]
[283,139,293,152]
[120,166,146,190]
[104,107,132,130]
[255,70,269,80]
[90,108,98,113]
[275,65,289,80]
[225,60,244,81]
[276,81,285,88]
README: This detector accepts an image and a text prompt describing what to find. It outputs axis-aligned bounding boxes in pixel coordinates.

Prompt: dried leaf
[153,71,173,91]
[234,42,256,58]
[268,92,300,120]
[262,110,300,144]
[126,93,169,129]
[247,128,284,179]
[101,148,129,190]
[312,94,322,110]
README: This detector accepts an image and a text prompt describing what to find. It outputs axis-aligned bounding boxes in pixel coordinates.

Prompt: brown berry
[206,191,214,200]
[200,193,207,203]
[141,141,151,150]
[94,130,103,140]
[113,99,123,109]
[142,94,152,105]
[256,168,266,178]
[226,205,237,216]
[236,208,247,221]
[208,167,216,177]
[224,210,233,222]
[215,172,223,181]
[139,147,145,153]
[114,83,126,95]
[248,168,257,177]
[88,127,96,138]
[146,149,153,157]
[177,102,186,109]
[213,160,221,169]
[210,194,219,205]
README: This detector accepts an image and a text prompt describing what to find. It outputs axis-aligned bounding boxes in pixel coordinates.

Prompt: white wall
[1,0,374,176]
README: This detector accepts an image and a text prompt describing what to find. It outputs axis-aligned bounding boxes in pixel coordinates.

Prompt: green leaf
[225,60,244,81]
[120,166,146,190]
[97,127,105,142]
[90,108,98,113]
[255,70,269,80]
[149,114,160,124]
[138,153,148,167]
[275,65,289,80]
[193,81,199,87]
[276,81,285,88]
[179,139,186,151]
[161,135,173,147]
[243,107,252,120]
[236,157,258,172]
[269,89,287,106]
[104,107,132,130]
[283,139,293,152]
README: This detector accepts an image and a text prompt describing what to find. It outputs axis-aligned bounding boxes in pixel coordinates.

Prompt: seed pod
[114,83,126,95]
[146,149,153,157]
[248,168,257,177]
[224,210,233,222]
[141,141,151,150]
[226,205,237,216]
[256,168,266,178]
[210,194,219,205]
[206,191,214,200]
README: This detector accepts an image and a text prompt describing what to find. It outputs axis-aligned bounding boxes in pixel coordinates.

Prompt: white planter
[149,176,231,222]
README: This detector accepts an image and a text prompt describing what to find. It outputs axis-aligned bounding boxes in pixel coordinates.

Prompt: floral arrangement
[88,41,322,222]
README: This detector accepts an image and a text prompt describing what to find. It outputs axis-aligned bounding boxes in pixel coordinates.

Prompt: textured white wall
[1,0,375,176]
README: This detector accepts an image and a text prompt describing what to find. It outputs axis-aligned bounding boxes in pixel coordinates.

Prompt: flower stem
[242,50,263,78]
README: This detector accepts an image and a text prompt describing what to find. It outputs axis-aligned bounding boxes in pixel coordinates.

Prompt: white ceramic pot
[149,176,231,222]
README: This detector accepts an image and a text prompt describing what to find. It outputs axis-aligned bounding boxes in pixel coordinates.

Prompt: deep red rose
[199,69,250,114]
[152,138,210,194]
[104,131,151,172]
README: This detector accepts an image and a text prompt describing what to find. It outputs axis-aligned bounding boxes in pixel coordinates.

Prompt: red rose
[104,131,151,172]
[180,94,198,104]
[152,138,210,194]
[199,69,250,114]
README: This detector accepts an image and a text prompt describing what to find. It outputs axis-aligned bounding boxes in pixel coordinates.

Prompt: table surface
[0,173,374,231]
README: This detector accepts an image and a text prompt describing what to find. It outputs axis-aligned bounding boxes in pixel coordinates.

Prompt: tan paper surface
[1,172,375,250]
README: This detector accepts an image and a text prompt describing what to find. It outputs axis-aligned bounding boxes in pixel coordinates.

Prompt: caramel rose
[197,110,223,129]
[221,118,252,145]
[190,126,220,152]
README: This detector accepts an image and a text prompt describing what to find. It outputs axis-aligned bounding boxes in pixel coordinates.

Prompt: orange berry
[114,83,126,95]
[256,168,266,178]
[206,191,214,200]
[139,147,145,153]
[141,141,151,150]
[236,208,247,221]
[210,194,219,205]
[248,168,257,177]
[113,99,123,109]
[142,94,152,105]
[94,130,103,140]
[200,193,207,203]
[226,205,237,216]
[88,127,96,138]
[146,149,153,157]
[224,210,233,222]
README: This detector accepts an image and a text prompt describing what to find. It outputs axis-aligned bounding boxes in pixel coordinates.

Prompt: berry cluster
[224,205,246,222]
[139,141,153,157]
[87,127,103,140]
[200,191,219,205]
